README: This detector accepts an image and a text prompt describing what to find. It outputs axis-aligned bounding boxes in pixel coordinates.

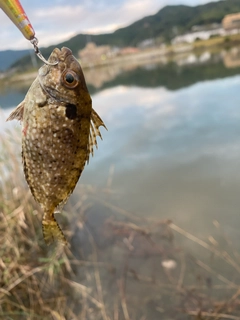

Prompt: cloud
[0,0,222,50]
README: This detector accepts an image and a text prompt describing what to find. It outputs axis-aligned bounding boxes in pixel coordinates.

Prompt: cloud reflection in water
[2,73,240,242]
[83,76,240,241]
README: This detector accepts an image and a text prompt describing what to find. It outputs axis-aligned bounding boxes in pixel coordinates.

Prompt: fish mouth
[38,46,81,104]
[48,47,73,64]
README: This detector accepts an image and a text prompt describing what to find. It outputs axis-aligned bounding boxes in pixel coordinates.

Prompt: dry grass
[1,129,240,319]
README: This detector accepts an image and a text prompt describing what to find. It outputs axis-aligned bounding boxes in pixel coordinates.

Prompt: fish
[7,47,106,245]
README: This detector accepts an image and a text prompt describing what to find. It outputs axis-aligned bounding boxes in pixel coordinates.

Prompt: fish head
[38,47,91,105]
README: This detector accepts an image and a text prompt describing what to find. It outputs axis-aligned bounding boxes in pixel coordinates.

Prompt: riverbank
[81,33,240,69]
[3,32,240,88]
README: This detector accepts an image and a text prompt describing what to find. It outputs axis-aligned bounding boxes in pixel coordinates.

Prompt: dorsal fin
[6,100,25,122]
[86,108,107,164]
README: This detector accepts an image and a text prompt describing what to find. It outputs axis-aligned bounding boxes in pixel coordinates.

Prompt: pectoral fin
[6,100,25,122]
[91,109,107,138]
[87,109,107,163]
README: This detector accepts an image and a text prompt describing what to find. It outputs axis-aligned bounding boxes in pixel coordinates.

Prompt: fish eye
[65,73,74,83]
[62,70,79,88]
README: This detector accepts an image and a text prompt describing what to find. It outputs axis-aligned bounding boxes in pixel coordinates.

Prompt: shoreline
[2,32,240,87]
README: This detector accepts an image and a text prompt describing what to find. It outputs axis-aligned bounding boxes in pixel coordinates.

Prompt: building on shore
[172,13,240,45]
[172,28,224,44]
[78,42,113,65]
[118,47,139,55]
[222,13,240,30]
[79,42,141,66]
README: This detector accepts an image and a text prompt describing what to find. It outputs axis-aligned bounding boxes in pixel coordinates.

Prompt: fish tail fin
[42,213,67,246]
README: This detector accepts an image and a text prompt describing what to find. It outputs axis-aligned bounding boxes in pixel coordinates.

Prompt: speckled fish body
[7,47,106,245]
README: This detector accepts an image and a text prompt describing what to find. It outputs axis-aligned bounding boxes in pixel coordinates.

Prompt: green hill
[11,0,240,70]
[0,49,28,71]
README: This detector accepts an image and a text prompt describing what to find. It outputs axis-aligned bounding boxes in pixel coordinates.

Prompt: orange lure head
[0,0,58,65]
[0,0,35,40]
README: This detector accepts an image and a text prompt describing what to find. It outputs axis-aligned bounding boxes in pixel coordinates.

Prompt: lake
[2,49,240,318]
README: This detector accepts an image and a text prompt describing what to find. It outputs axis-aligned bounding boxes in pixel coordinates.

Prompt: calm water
[2,50,240,317]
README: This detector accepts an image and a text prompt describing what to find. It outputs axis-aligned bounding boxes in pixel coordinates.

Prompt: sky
[0,0,219,51]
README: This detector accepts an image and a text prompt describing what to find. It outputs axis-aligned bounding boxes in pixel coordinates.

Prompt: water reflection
[2,50,240,241]
[80,76,240,240]
[2,48,240,111]
[88,54,240,93]
[224,46,240,68]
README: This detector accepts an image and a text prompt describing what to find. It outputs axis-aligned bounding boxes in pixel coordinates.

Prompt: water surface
[2,50,240,317]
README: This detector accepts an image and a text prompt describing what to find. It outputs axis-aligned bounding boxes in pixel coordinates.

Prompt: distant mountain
[9,0,240,70]
[0,49,28,71]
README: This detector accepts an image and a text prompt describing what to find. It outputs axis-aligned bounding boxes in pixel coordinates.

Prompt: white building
[171,28,238,45]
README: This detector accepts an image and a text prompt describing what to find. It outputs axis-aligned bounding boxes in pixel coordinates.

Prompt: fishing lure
[0,0,57,65]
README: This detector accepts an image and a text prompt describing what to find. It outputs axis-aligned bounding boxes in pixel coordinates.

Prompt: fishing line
[0,0,58,66]
[30,37,58,66]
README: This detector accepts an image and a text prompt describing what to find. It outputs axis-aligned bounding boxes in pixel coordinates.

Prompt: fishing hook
[31,37,58,66]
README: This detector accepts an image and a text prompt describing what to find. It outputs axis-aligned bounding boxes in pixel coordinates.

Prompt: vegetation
[10,0,240,70]
[2,128,240,319]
